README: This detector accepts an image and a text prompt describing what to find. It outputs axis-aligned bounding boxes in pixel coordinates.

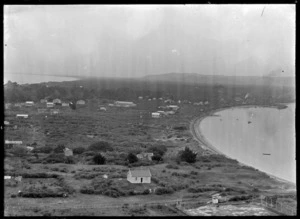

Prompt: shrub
[179,147,197,163]
[146,145,167,157]
[73,147,85,154]
[36,146,53,154]
[65,156,75,164]
[54,144,65,153]
[45,153,65,163]
[88,141,113,152]
[11,146,27,157]
[166,164,179,169]
[80,186,95,194]
[173,126,187,131]
[155,187,174,195]
[127,153,138,163]
[152,154,163,162]
[93,154,106,165]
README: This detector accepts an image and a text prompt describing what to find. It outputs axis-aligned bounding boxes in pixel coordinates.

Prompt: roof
[129,168,151,177]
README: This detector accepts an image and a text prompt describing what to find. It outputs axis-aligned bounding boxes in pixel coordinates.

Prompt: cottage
[99,107,107,111]
[62,102,69,107]
[16,114,28,118]
[5,103,12,109]
[152,97,156,100]
[114,101,137,107]
[47,102,54,108]
[136,153,154,161]
[37,108,47,113]
[76,100,86,105]
[53,99,62,104]
[212,193,227,204]
[204,101,209,105]
[26,146,34,151]
[166,111,175,115]
[25,101,34,106]
[40,99,47,103]
[64,148,73,157]
[159,98,163,100]
[138,96,143,100]
[178,100,181,104]
[4,121,10,125]
[234,97,243,102]
[108,103,114,107]
[157,111,166,115]
[127,168,151,184]
[151,112,160,118]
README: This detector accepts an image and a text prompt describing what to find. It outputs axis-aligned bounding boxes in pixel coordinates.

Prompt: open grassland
[4,101,296,216]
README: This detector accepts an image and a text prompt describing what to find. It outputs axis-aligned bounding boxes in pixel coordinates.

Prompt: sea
[4,73,79,85]
[199,103,296,184]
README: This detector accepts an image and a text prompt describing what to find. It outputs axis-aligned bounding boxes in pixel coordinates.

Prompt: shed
[64,148,73,157]
[136,153,154,161]
[53,99,62,104]
[127,168,151,184]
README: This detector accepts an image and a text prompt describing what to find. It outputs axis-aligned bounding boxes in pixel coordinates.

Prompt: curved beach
[190,104,296,185]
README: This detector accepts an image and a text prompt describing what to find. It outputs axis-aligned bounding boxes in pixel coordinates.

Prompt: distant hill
[141,73,295,88]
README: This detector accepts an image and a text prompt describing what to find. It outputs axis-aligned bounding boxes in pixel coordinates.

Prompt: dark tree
[93,154,106,165]
[73,147,85,154]
[127,153,138,163]
[88,141,113,152]
[54,144,65,153]
[179,147,197,163]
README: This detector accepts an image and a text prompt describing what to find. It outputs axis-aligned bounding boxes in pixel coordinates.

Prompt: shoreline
[190,103,296,186]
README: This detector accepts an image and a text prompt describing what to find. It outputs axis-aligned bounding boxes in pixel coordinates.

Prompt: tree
[146,145,167,157]
[179,147,197,163]
[127,153,138,163]
[54,144,65,153]
[93,154,106,165]
[73,147,85,154]
[152,154,162,162]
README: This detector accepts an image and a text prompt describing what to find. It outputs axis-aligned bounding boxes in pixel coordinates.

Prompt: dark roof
[129,168,151,177]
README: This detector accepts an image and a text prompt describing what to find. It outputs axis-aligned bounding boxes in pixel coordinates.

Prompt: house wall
[127,173,151,183]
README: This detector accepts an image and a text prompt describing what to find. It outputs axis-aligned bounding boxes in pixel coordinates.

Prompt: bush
[166,164,179,169]
[146,145,167,157]
[11,146,27,157]
[73,147,85,154]
[152,154,163,162]
[88,141,113,152]
[155,187,174,195]
[173,126,187,131]
[65,156,75,164]
[54,144,65,153]
[35,146,53,154]
[93,154,106,165]
[179,147,197,163]
[127,153,138,163]
[80,186,95,194]
[45,153,65,163]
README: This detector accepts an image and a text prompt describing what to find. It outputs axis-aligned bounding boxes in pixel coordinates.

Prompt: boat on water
[248,121,252,124]
[263,153,271,156]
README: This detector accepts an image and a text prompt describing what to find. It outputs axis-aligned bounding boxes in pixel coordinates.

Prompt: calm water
[4,73,79,84]
[200,103,296,183]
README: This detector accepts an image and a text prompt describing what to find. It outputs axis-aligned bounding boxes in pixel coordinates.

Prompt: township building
[16,114,29,118]
[127,168,151,184]
[114,101,137,107]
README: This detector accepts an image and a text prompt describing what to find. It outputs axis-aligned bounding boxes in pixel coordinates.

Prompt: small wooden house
[127,168,151,184]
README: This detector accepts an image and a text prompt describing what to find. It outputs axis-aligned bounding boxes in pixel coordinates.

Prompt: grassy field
[4,100,296,216]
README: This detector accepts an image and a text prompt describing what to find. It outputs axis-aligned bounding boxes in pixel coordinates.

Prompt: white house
[127,168,151,184]
[136,153,154,161]
[152,97,156,100]
[16,114,28,118]
[114,101,137,107]
[151,112,160,118]
[26,146,34,151]
[76,100,86,105]
[167,105,179,111]
[62,103,69,107]
[64,148,73,157]
[204,101,209,105]
[14,103,22,107]
[47,102,54,108]
[138,96,143,100]
[25,101,34,106]
[4,121,10,125]
[99,107,107,111]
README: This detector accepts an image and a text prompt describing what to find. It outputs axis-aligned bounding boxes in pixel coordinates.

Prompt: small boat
[263,153,271,156]
[248,121,252,124]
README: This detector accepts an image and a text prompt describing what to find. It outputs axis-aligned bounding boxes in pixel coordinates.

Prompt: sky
[4,5,295,82]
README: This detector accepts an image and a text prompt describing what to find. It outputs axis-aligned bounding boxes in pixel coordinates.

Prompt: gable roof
[129,168,151,177]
